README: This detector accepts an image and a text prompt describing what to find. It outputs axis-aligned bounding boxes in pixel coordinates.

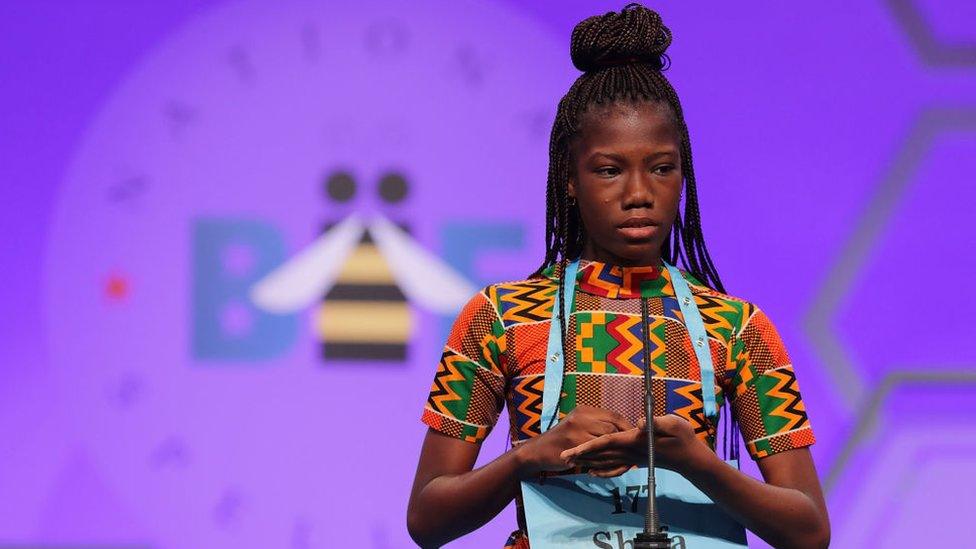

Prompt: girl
[408,4,829,548]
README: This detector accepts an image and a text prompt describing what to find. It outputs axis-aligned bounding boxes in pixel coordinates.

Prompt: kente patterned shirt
[420,260,816,546]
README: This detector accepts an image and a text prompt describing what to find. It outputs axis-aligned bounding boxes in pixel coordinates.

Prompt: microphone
[633,298,672,549]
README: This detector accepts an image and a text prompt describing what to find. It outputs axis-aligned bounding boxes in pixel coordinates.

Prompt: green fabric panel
[651,319,667,373]
[752,437,772,457]
[712,299,744,342]
[461,423,481,441]
[729,336,750,389]
[756,373,789,435]
[576,312,619,372]
[637,276,670,297]
[684,271,705,286]
[483,337,503,369]
[443,358,478,420]
[559,373,578,415]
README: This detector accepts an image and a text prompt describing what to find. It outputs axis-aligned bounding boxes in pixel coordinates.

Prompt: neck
[579,242,663,268]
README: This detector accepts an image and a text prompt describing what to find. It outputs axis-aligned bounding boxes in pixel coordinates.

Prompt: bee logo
[249,169,475,363]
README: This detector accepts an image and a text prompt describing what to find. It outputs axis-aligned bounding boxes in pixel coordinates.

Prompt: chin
[610,242,661,266]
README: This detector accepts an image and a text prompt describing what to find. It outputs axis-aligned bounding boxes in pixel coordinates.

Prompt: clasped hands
[520,404,706,478]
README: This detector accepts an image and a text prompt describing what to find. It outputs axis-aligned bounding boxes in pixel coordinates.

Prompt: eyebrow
[588,149,678,161]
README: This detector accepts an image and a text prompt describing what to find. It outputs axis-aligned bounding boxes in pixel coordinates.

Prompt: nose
[622,171,654,210]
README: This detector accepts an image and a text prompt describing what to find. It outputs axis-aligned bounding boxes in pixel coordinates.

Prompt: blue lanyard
[540,259,580,433]
[538,259,718,434]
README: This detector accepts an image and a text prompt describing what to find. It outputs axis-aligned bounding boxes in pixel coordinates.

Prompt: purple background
[2,1,975,547]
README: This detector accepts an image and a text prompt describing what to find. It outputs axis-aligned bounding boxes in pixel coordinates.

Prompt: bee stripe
[323,342,406,361]
[335,244,395,284]
[326,284,405,300]
[318,301,410,343]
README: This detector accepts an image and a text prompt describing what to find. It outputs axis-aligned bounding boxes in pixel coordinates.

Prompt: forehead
[574,100,680,152]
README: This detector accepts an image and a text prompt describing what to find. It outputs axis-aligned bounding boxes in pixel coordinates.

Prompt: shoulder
[484,275,558,297]
[479,275,558,328]
[679,270,763,337]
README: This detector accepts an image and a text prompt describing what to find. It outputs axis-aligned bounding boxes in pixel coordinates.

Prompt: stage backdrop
[2,1,975,547]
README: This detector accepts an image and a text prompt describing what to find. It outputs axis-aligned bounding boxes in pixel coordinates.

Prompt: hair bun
[570,3,672,73]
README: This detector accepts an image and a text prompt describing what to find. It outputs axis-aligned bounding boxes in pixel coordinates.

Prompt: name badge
[521,465,748,548]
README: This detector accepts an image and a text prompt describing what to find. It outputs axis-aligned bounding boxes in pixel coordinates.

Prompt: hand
[517,405,633,476]
[559,414,706,477]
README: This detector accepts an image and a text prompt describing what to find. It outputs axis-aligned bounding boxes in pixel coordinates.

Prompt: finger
[572,456,634,469]
[570,417,602,437]
[592,420,618,437]
[573,456,629,470]
[561,430,632,460]
[651,414,687,435]
[560,437,612,461]
[589,465,633,478]
[599,410,634,432]
[570,433,636,459]
[571,443,636,462]
[590,466,631,478]
[568,449,631,466]
[575,420,617,443]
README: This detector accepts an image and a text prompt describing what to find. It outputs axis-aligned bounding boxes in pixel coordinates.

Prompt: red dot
[105,274,130,301]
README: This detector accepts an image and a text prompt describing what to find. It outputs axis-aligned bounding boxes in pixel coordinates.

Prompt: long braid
[535,2,725,294]
[546,185,571,431]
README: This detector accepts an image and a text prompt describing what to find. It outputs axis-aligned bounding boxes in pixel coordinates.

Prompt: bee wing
[249,214,365,313]
[368,215,477,314]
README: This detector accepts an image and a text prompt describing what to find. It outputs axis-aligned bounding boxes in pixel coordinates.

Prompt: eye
[653,164,676,175]
[595,166,620,177]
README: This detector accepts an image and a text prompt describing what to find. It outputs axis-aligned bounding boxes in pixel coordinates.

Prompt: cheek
[667,183,683,209]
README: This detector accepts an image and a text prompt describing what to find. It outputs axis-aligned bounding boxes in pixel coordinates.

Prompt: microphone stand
[633,298,672,549]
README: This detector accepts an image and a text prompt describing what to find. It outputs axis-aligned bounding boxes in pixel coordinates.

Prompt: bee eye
[325,170,356,203]
[378,171,409,204]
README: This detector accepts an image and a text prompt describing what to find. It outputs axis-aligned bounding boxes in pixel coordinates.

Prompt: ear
[567,177,577,199]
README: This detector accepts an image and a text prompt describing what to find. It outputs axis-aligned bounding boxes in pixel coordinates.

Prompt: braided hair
[537,2,724,294]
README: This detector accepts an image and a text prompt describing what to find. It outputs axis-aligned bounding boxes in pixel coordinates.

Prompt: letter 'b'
[192,218,297,361]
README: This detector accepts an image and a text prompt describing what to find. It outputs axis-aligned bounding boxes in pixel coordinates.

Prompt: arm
[685,303,827,547]
[682,440,830,549]
[407,406,634,548]
[562,415,830,549]
[407,429,527,549]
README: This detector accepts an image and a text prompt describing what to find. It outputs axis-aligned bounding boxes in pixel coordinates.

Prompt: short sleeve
[728,305,816,460]
[420,288,508,444]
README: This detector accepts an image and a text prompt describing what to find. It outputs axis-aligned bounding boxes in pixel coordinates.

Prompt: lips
[616,217,659,240]
[618,217,658,229]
